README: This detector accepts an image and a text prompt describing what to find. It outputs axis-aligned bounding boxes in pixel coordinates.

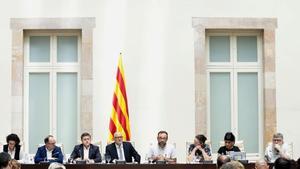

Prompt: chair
[219,140,245,152]
[92,141,102,154]
[0,142,3,152]
[130,141,135,148]
[186,142,193,156]
[287,142,293,159]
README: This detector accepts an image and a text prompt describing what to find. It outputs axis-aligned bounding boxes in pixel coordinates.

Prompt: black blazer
[3,144,21,160]
[70,144,101,163]
[105,142,140,163]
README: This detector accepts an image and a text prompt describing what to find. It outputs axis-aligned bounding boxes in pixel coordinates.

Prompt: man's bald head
[255,159,269,169]
[217,155,231,168]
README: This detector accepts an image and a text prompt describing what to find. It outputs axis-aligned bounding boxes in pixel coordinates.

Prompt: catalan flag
[108,54,131,141]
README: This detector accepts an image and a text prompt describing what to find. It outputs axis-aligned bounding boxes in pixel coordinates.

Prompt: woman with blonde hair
[9,159,21,169]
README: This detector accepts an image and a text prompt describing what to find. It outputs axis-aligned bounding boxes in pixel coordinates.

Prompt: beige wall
[0,0,300,162]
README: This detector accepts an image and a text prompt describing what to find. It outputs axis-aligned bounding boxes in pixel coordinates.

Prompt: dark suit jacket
[3,144,21,160]
[34,145,63,164]
[70,144,101,163]
[105,142,140,163]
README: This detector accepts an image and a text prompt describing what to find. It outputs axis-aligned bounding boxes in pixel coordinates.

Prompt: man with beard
[265,133,290,162]
[148,131,176,163]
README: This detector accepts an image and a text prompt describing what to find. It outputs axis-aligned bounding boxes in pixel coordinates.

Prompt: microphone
[264,154,270,162]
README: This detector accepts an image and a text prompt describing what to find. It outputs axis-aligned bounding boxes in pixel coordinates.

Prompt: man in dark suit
[69,132,101,163]
[105,132,140,163]
[34,135,64,164]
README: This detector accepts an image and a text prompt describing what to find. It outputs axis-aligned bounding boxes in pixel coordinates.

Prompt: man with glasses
[34,135,63,163]
[105,132,140,163]
[265,133,290,162]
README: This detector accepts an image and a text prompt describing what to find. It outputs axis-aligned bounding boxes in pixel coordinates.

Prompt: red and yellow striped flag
[108,54,131,141]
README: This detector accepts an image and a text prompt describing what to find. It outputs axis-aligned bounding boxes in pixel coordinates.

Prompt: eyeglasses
[273,139,282,142]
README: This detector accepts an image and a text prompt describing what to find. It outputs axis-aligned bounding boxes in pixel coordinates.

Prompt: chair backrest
[93,141,102,154]
[130,141,135,148]
[287,142,293,159]
[185,141,193,157]
[219,140,244,152]
[19,141,24,151]
[0,142,3,151]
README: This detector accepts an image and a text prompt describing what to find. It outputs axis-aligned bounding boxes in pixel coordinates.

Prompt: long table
[21,163,257,169]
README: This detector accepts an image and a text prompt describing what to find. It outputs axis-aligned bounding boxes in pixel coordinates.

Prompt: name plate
[116,160,126,164]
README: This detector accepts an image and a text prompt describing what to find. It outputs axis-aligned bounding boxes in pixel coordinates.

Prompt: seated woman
[187,134,211,162]
[218,132,240,155]
[3,134,24,162]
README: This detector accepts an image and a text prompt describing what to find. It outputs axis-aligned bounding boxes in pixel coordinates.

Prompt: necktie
[118,145,124,160]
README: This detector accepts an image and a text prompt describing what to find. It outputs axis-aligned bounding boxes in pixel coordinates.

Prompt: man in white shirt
[265,133,290,163]
[148,130,176,163]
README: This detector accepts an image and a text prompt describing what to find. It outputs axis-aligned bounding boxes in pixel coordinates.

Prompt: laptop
[228,151,247,161]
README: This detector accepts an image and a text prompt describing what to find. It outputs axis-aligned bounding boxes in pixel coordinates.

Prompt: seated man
[218,132,240,155]
[105,132,140,163]
[265,133,290,162]
[69,132,101,163]
[34,135,63,164]
[148,130,176,163]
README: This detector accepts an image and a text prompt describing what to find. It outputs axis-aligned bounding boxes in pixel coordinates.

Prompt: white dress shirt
[7,148,16,159]
[148,143,176,159]
[83,146,90,160]
[46,148,53,160]
[265,143,290,162]
[6,147,25,163]
[115,143,125,160]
